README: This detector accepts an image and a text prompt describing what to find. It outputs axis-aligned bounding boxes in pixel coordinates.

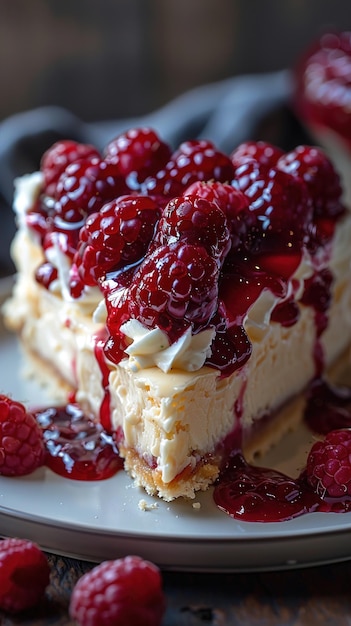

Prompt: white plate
[2,277,351,572]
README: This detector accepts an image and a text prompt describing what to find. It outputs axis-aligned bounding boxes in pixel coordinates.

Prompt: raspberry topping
[306,430,351,498]
[0,395,45,476]
[0,537,50,613]
[232,161,312,251]
[54,157,129,223]
[183,180,252,251]
[41,140,100,197]
[70,195,161,297]
[69,555,166,626]
[277,145,345,219]
[104,127,171,186]
[106,242,219,361]
[231,140,284,168]
[142,139,234,201]
[152,195,231,263]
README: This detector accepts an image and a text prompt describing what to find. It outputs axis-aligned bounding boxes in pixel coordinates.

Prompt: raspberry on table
[40,139,101,197]
[306,429,351,498]
[0,395,46,476]
[70,195,161,297]
[0,537,50,613]
[104,127,171,186]
[69,555,166,626]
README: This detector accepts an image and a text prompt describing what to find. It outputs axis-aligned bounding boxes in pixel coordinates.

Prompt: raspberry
[106,242,219,358]
[70,195,161,297]
[69,555,166,626]
[142,139,234,201]
[232,161,312,251]
[277,145,345,219]
[183,180,252,251]
[54,157,129,223]
[306,430,351,498]
[41,140,100,196]
[0,395,45,476]
[231,140,284,168]
[152,195,231,264]
[104,127,171,186]
[0,537,50,613]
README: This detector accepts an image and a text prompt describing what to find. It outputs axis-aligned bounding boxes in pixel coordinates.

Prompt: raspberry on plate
[0,395,46,476]
[0,537,50,613]
[69,555,166,626]
[306,429,351,498]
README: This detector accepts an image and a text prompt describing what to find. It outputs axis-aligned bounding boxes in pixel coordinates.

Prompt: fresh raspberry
[0,537,50,613]
[183,180,252,251]
[277,145,345,219]
[152,195,231,264]
[70,195,161,297]
[69,555,166,626]
[104,127,171,186]
[142,139,234,201]
[306,430,351,498]
[231,140,284,168]
[41,140,100,196]
[54,157,129,223]
[0,395,45,476]
[232,161,312,251]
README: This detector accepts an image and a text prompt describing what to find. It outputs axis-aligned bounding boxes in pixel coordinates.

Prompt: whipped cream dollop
[120,319,215,373]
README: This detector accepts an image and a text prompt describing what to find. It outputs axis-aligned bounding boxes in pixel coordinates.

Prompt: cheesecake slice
[4,129,351,500]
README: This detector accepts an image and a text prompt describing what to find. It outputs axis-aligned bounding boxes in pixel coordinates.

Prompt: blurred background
[0,0,350,277]
[0,0,350,125]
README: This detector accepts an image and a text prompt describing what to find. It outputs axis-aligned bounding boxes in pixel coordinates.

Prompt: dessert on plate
[3,127,351,500]
[293,30,351,205]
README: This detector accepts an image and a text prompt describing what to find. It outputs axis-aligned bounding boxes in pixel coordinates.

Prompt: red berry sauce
[214,378,351,522]
[35,403,123,481]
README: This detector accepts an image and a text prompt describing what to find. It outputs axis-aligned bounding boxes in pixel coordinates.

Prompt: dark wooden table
[1,554,351,625]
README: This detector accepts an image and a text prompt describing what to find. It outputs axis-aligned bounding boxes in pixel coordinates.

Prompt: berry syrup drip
[93,328,113,432]
[35,403,123,481]
[214,377,351,522]
[214,453,321,522]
